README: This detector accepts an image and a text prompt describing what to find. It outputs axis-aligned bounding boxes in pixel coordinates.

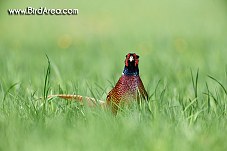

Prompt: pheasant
[49,53,148,114]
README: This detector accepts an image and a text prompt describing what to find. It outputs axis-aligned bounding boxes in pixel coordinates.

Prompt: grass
[1,0,227,151]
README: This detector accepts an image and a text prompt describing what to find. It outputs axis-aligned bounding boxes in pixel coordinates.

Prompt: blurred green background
[1,0,227,151]
[1,0,226,89]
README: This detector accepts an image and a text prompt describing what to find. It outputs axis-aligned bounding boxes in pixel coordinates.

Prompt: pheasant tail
[48,94,105,107]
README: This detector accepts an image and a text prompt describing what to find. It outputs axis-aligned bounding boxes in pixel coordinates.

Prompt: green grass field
[1,0,227,151]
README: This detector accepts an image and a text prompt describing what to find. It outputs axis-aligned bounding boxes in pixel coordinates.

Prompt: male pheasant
[106,53,148,113]
[49,53,148,114]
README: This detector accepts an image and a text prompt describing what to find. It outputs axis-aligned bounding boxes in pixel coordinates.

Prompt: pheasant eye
[136,55,139,59]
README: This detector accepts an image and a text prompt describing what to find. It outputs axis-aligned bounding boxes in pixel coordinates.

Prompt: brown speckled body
[106,74,148,113]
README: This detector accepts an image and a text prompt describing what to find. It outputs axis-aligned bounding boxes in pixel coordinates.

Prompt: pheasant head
[123,53,140,76]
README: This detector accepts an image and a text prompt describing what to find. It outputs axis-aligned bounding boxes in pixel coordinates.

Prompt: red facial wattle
[125,53,139,67]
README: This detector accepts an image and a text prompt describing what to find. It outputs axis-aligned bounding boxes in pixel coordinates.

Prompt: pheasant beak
[129,56,134,62]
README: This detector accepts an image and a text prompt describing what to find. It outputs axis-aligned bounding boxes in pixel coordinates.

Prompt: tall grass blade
[43,54,51,100]
[190,68,199,107]
[42,54,51,116]
[208,75,227,95]
[2,82,19,110]
[205,82,211,113]
[190,68,199,99]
